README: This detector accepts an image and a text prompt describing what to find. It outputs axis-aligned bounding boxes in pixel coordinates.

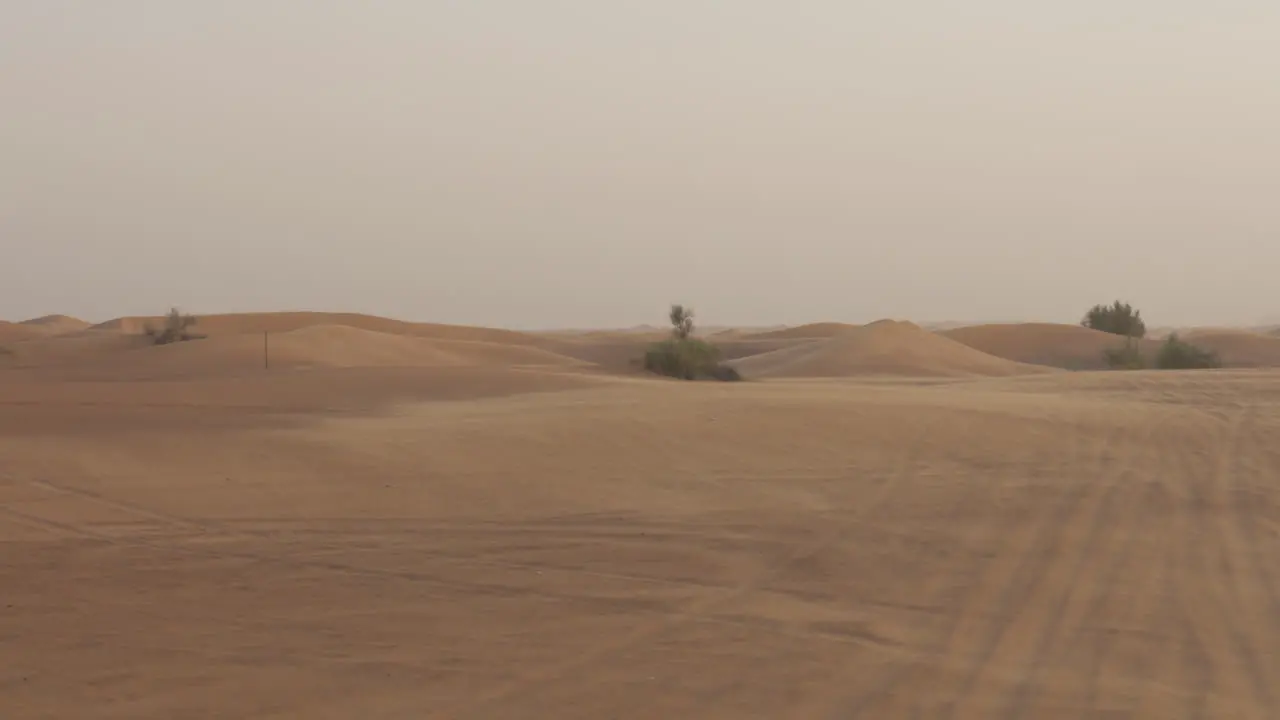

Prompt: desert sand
[4,312,1280,719]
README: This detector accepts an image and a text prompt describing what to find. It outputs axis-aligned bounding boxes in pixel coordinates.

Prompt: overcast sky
[2,2,1277,328]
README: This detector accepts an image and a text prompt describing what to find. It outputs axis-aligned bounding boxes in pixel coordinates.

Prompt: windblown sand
[4,312,1280,718]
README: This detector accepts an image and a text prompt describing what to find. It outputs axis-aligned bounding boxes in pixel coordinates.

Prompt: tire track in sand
[833,401,1114,718]
[997,410,1172,718]
[935,406,1148,720]
[0,504,114,541]
[1198,406,1277,713]
[422,411,948,720]
[1131,411,1215,720]
[1070,409,1198,716]
[1164,407,1261,718]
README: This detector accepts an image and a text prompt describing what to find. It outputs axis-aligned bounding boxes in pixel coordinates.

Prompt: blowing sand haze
[6,2,1280,716]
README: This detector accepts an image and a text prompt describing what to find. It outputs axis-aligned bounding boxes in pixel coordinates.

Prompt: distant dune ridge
[741,322,862,341]
[19,314,92,334]
[0,321,43,343]
[8,311,1280,382]
[942,323,1161,371]
[732,319,1050,378]
[10,324,582,380]
[1178,329,1280,367]
[91,311,545,347]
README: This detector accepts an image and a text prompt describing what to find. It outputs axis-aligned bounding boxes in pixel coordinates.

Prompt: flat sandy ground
[4,364,1280,718]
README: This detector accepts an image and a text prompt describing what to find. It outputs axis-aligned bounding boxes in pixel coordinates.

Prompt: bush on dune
[1083,300,1146,338]
[1155,333,1221,369]
[1103,340,1146,370]
[1089,301,1220,371]
[145,307,203,345]
[642,305,742,381]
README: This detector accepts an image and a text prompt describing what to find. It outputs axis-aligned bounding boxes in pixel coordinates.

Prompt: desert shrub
[669,304,695,340]
[1103,341,1146,370]
[145,307,201,345]
[643,338,727,380]
[1155,333,1220,370]
[1083,300,1146,338]
[642,304,741,381]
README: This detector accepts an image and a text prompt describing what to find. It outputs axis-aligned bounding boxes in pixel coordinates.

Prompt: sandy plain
[3,312,1280,718]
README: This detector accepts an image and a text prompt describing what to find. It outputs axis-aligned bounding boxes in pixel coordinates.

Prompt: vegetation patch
[1089,300,1219,370]
[642,305,742,381]
[145,308,204,345]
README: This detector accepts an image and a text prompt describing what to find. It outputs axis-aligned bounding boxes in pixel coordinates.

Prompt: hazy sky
[3,2,1277,328]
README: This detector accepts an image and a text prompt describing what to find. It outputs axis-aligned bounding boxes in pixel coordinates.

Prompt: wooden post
[264,331,269,370]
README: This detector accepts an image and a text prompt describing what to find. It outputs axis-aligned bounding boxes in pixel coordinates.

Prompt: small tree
[669,304,695,340]
[642,304,741,381]
[1083,301,1146,338]
[145,307,200,345]
[1155,333,1220,369]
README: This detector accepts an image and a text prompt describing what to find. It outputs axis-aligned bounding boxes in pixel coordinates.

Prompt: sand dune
[546,334,806,372]
[0,321,44,344]
[943,322,1161,370]
[93,311,546,347]
[741,321,861,340]
[733,319,1050,378]
[18,314,92,335]
[1180,328,1280,367]
[0,328,151,366]
[38,324,584,380]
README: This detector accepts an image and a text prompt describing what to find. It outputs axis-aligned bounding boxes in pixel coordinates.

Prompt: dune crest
[742,322,861,340]
[92,311,546,347]
[943,323,1161,370]
[1179,329,1280,367]
[18,314,92,335]
[76,324,585,379]
[733,319,1048,378]
[0,321,43,344]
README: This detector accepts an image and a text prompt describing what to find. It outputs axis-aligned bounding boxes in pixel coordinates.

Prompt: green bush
[1103,341,1146,370]
[641,304,742,381]
[1083,300,1146,338]
[1155,333,1220,369]
[145,307,201,345]
[643,338,733,380]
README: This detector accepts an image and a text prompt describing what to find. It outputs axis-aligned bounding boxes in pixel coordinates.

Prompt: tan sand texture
[18,315,93,335]
[1179,329,1280,367]
[943,322,1163,370]
[733,320,1052,378]
[0,321,45,343]
[93,311,547,347]
[742,321,862,340]
[4,312,1280,718]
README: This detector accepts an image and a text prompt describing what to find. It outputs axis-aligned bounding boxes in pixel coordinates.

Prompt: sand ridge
[0,321,44,344]
[1179,328,1280,367]
[733,319,1052,378]
[92,311,548,347]
[741,321,862,340]
[19,325,585,380]
[17,315,92,335]
[943,322,1162,370]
